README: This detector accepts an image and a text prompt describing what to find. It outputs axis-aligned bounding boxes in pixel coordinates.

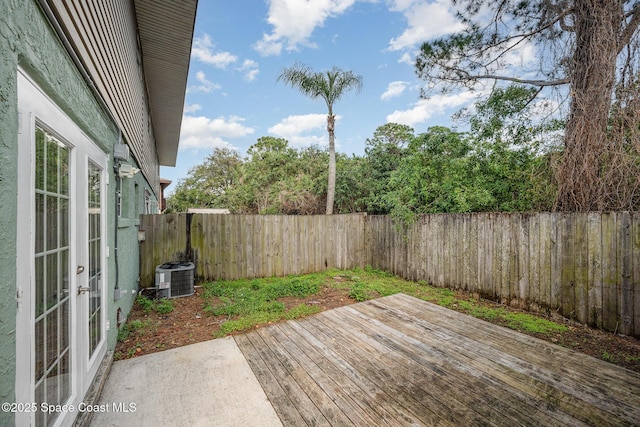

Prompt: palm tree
[278,64,363,214]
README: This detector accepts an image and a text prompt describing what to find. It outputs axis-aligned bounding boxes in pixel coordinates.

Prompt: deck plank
[235,294,640,427]
[256,326,372,426]
[293,315,462,427]
[270,323,417,427]
[322,305,571,426]
[312,310,526,426]
[349,299,617,426]
[382,294,640,412]
[234,333,320,426]
[388,293,637,388]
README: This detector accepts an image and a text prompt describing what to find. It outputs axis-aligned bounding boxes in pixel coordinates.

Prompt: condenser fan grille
[155,261,194,298]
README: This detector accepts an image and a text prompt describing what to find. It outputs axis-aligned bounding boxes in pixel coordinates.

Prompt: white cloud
[386,91,479,126]
[388,0,463,51]
[254,34,284,57]
[397,51,415,65]
[381,81,408,100]
[269,114,327,137]
[192,34,238,68]
[183,103,202,113]
[188,71,221,93]
[500,40,538,70]
[179,115,255,150]
[269,113,343,147]
[239,59,260,82]
[254,0,357,56]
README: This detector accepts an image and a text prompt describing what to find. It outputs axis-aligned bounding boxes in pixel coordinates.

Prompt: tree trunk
[326,114,336,215]
[555,0,623,211]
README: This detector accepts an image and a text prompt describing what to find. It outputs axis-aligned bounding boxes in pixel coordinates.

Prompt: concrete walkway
[90,337,282,427]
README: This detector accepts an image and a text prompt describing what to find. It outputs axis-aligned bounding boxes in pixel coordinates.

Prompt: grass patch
[117,319,157,342]
[213,304,321,337]
[333,267,458,307]
[202,267,568,339]
[501,312,567,334]
[136,295,175,315]
[626,354,640,362]
[599,351,640,365]
[454,305,568,335]
[203,272,327,336]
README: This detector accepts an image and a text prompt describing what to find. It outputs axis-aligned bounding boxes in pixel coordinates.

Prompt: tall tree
[468,85,562,211]
[278,64,363,214]
[363,123,414,213]
[384,126,494,226]
[231,136,300,214]
[415,0,640,211]
[166,147,242,212]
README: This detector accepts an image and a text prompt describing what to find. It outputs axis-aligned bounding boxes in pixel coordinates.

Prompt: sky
[159,0,498,192]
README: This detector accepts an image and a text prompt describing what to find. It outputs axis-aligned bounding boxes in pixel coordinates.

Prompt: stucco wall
[0,1,157,421]
[110,168,155,349]
[0,2,20,417]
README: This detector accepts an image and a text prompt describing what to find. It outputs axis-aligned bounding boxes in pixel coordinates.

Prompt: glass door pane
[87,162,102,357]
[34,127,71,427]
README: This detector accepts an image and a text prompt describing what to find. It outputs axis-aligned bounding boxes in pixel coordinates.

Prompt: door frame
[16,69,109,427]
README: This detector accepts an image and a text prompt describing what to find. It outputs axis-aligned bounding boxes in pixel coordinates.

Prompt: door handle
[77,265,85,275]
[77,286,91,295]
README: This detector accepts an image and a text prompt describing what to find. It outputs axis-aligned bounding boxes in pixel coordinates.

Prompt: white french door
[16,70,108,427]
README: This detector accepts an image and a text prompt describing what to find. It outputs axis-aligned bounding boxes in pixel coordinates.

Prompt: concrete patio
[89,337,281,427]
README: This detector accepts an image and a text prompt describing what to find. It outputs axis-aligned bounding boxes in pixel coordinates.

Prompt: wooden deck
[234,294,640,426]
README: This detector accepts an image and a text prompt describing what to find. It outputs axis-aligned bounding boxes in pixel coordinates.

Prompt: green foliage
[382,87,562,227]
[201,268,569,341]
[154,299,175,315]
[167,88,560,219]
[467,85,563,212]
[203,273,325,319]
[277,63,363,110]
[136,295,154,313]
[117,319,156,342]
[334,154,368,213]
[226,138,327,214]
[349,283,376,302]
[166,148,242,212]
[136,295,174,315]
[384,126,495,226]
[414,1,640,212]
[361,123,413,214]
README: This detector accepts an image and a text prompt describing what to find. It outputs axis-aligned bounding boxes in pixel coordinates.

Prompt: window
[144,189,156,214]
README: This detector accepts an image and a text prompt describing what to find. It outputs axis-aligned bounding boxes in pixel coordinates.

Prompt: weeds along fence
[139,212,640,337]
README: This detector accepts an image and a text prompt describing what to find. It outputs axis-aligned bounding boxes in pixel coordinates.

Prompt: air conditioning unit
[155,261,195,299]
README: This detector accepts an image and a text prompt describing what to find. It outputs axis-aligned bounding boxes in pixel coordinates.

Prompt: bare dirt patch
[115,284,354,359]
[116,282,640,373]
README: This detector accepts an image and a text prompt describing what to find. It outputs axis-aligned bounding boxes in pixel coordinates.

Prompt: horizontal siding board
[50,0,173,194]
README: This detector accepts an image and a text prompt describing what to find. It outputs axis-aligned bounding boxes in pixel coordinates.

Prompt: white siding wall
[50,0,160,192]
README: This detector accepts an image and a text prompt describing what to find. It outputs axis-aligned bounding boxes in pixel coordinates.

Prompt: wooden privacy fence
[366,213,640,337]
[139,212,639,337]
[139,213,366,284]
